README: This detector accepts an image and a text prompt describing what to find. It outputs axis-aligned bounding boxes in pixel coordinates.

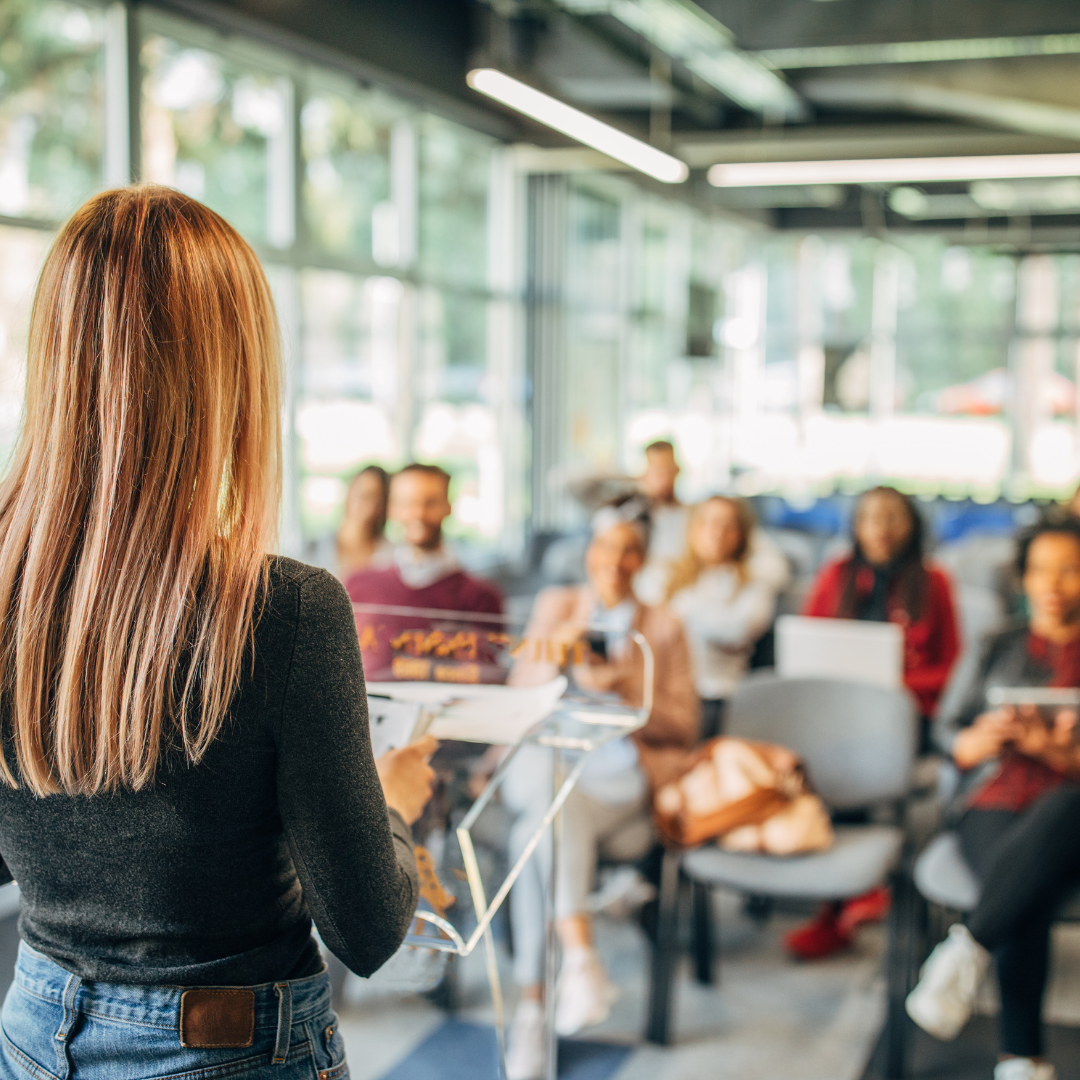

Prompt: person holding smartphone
[499,500,698,1080]
[906,518,1080,1080]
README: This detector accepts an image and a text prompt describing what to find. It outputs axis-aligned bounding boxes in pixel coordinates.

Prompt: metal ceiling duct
[553,0,807,121]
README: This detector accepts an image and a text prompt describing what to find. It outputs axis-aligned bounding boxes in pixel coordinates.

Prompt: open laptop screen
[775,614,903,689]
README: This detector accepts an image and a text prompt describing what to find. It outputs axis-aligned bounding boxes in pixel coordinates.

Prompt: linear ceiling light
[467,68,689,183]
[557,0,806,121]
[708,153,1080,188]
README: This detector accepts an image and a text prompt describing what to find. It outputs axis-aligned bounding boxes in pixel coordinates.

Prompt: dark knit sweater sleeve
[275,568,419,976]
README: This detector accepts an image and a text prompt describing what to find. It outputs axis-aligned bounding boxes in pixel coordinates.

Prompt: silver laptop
[775,614,903,689]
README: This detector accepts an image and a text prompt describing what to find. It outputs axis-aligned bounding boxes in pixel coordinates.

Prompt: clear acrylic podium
[353,602,653,1080]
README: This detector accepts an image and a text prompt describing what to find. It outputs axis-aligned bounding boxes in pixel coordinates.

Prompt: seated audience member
[334,465,393,579]
[907,519,1080,1080]
[307,464,393,579]
[346,463,503,679]
[634,439,789,602]
[502,503,698,1080]
[632,440,687,603]
[667,496,778,738]
[805,485,960,733]
[789,485,961,960]
[640,439,688,562]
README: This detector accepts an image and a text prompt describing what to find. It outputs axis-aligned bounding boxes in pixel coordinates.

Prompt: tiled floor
[339,899,1080,1080]
[1,884,1078,1078]
[339,889,887,1080]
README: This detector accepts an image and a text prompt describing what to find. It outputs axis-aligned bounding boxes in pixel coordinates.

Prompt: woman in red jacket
[788,485,961,959]
[803,485,960,721]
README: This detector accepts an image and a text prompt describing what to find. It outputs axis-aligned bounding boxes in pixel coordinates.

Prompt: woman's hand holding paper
[376,735,438,824]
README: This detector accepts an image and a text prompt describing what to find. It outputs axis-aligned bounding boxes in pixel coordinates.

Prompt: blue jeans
[0,942,348,1079]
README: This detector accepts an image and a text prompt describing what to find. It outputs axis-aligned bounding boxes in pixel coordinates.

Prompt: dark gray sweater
[0,557,419,986]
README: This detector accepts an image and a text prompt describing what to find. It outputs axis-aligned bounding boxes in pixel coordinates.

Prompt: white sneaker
[905,923,990,1041]
[554,948,618,1036]
[584,867,657,919]
[505,999,545,1080]
[994,1059,1057,1080]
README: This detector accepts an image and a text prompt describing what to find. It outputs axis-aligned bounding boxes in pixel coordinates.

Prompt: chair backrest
[725,673,917,809]
[954,584,1006,649]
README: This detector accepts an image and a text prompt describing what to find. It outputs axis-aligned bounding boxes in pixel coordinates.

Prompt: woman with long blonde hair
[666,496,778,738]
[0,186,433,1076]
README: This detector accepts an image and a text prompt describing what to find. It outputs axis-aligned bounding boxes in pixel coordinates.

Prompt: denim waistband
[14,942,330,1033]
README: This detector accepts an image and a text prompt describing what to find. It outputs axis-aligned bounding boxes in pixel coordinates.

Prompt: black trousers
[958,786,1080,1057]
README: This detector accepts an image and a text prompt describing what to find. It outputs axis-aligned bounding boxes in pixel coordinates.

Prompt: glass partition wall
[5,0,1080,565]
[0,0,109,463]
[0,0,527,563]
[136,9,527,560]
[726,236,1080,503]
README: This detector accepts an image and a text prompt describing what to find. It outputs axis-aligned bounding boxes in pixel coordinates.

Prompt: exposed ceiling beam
[675,125,1078,169]
[889,179,1080,220]
[552,0,807,120]
[510,144,631,170]
[754,33,1080,71]
[801,78,1080,144]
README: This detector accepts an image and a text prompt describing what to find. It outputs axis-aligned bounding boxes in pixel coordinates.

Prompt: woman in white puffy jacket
[667,496,780,738]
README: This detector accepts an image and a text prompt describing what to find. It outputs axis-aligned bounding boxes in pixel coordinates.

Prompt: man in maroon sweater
[345,463,504,681]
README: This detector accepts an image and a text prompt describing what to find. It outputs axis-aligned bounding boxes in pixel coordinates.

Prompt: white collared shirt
[393,543,460,590]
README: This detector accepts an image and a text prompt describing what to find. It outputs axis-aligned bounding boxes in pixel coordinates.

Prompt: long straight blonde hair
[664,495,755,602]
[0,185,281,796]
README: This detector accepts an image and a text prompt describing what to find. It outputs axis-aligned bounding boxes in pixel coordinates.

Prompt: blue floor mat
[376,1018,634,1080]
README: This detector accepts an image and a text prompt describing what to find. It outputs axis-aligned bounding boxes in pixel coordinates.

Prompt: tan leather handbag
[653,737,833,855]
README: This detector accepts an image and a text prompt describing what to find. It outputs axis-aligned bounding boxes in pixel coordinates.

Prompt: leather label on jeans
[179,988,255,1048]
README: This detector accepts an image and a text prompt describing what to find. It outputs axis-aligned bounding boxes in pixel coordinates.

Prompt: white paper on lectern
[365,676,568,745]
[367,697,426,758]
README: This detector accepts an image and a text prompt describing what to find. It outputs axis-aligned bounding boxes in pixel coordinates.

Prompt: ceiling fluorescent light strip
[755,33,1080,71]
[708,153,1080,188]
[467,68,688,184]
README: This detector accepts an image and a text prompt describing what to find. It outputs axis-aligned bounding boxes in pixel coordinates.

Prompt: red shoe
[783,904,852,960]
[837,886,891,936]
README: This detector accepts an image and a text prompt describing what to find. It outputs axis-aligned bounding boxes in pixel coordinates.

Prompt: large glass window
[560,182,623,475]
[417,114,491,288]
[0,0,105,220]
[413,289,503,542]
[300,78,401,263]
[295,269,404,538]
[0,225,50,465]
[893,240,1016,410]
[134,16,524,557]
[141,27,291,246]
[717,233,1080,499]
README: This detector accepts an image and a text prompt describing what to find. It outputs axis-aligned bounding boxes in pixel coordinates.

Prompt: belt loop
[53,973,82,1079]
[272,982,292,1064]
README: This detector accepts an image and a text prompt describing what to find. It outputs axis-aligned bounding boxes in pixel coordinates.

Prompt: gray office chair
[646,673,918,1076]
[906,834,1080,1077]
[916,831,1080,920]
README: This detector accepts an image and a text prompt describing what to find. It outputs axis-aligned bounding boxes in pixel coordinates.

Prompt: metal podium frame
[374,620,654,1080]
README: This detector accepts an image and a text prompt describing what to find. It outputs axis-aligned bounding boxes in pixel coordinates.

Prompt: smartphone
[986,686,1080,726]
[986,687,1080,708]
[585,631,608,662]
